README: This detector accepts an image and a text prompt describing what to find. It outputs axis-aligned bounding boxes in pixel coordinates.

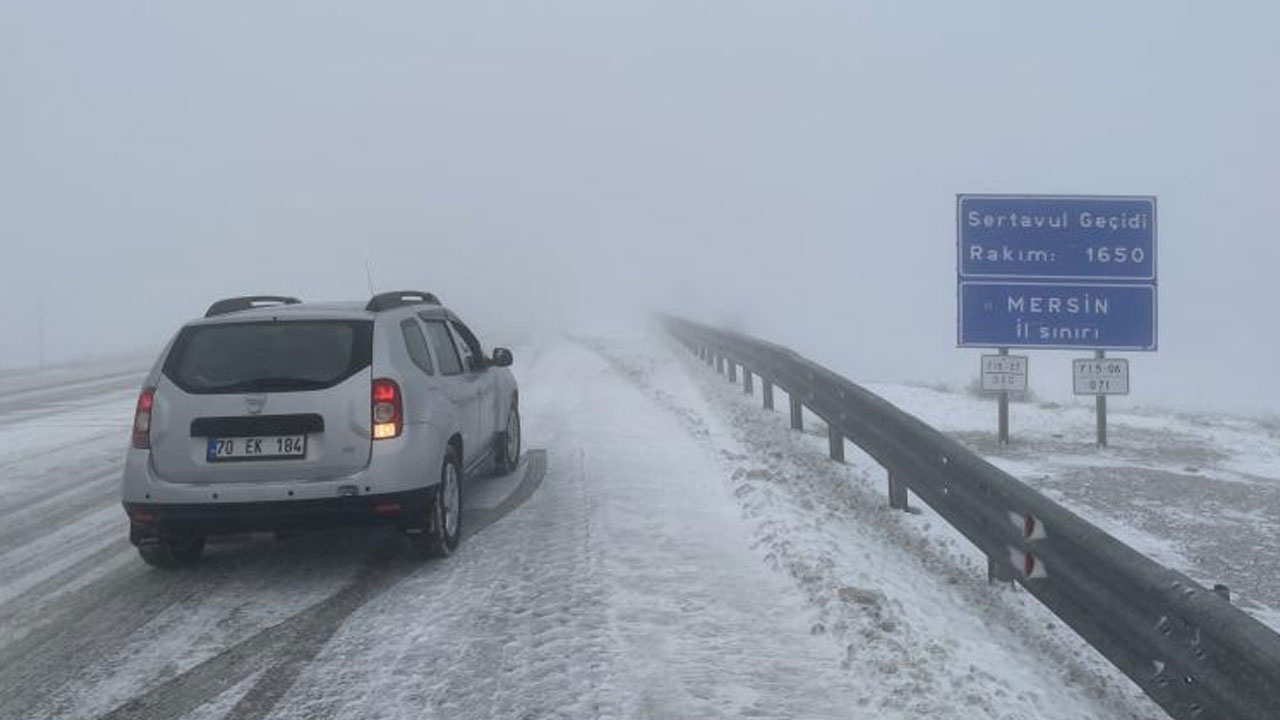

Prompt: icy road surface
[0,338,1163,719]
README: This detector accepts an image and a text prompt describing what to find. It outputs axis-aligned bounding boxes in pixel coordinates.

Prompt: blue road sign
[957,194,1157,350]
[959,282,1157,351]
[958,195,1156,281]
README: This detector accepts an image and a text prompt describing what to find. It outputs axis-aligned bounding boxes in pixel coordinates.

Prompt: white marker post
[1095,350,1107,447]
[981,351,1028,445]
[1073,354,1130,448]
[998,348,1009,444]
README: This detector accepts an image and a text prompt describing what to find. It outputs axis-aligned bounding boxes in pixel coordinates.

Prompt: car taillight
[132,387,155,449]
[372,378,403,440]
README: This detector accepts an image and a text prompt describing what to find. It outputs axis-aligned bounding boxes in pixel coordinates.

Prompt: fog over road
[3,3,1277,716]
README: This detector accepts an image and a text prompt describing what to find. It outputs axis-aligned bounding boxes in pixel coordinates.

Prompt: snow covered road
[0,338,1165,719]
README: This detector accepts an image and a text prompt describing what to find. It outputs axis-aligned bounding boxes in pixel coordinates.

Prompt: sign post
[1095,350,1107,447]
[1073,353,1129,447]
[958,194,1157,447]
[998,349,1010,445]
[981,350,1027,444]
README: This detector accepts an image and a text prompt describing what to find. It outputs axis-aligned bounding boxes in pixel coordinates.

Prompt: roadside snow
[589,335,1162,720]
[864,380,1280,627]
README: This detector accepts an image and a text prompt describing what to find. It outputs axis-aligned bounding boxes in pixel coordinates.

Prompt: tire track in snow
[0,537,134,646]
[0,379,141,428]
[0,542,259,718]
[258,397,618,720]
[0,467,120,548]
[101,550,419,720]
[443,445,614,720]
[0,368,144,403]
[92,451,546,720]
[0,428,123,476]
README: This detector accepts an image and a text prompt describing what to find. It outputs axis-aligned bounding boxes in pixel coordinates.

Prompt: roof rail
[204,295,302,318]
[365,290,441,312]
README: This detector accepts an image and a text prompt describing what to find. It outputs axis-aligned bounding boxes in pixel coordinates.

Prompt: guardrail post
[743,369,753,395]
[727,361,738,383]
[789,396,803,431]
[888,471,908,510]
[827,424,845,463]
[762,380,774,410]
[987,556,1015,584]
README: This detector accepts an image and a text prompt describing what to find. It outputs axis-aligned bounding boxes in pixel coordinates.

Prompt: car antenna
[364,260,376,294]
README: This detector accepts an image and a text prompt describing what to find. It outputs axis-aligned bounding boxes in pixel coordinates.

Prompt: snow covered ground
[859,379,1280,630]
[0,336,1174,719]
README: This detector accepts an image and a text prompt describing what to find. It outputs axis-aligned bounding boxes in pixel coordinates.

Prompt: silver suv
[121,291,520,567]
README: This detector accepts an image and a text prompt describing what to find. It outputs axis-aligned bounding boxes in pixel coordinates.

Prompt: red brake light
[373,382,397,403]
[132,387,155,449]
[372,378,403,440]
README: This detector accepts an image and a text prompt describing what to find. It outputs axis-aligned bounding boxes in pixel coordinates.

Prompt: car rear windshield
[163,320,374,394]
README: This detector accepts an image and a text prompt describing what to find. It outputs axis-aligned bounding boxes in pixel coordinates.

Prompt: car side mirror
[491,348,513,367]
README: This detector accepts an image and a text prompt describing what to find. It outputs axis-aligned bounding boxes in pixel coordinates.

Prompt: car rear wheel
[495,403,521,476]
[408,450,462,558]
[137,534,206,568]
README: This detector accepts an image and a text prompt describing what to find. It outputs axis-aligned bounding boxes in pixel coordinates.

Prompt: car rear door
[421,317,482,467]
[148,319,375,485]
[448,318,498,449]
[395,317,437,426]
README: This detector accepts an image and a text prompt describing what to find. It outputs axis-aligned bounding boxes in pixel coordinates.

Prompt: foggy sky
[3,1,1278,413]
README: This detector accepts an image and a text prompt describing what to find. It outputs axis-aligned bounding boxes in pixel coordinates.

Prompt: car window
[400,319,434,375]
[448,320,485,365]
[447,322,477,371]
[162,320,373,394]
[423,320,464,376]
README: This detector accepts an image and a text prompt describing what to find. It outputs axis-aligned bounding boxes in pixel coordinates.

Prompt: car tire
[408,449,462,558]
[495,402,521,476]
[137,534,206,568]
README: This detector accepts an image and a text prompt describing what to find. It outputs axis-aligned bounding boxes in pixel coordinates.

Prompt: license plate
[206,435,307,462]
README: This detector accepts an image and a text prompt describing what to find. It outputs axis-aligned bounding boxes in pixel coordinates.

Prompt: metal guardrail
[665,315,1280,720]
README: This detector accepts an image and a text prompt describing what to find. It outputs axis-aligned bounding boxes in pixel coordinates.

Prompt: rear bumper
[123,487,433,538]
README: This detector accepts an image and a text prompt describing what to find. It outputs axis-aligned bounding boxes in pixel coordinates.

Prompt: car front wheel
[496,403,521,476]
